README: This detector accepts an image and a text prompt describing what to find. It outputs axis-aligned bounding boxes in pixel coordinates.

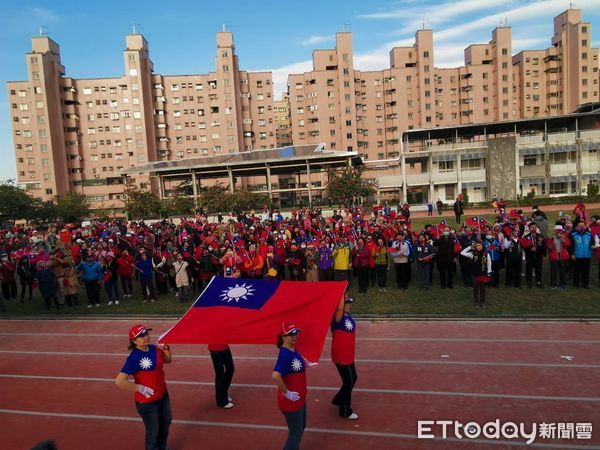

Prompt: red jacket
[117,255,134,277]
[545,235,571,261]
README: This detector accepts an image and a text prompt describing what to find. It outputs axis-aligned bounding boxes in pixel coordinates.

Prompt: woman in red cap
[330,294,358,420]
[115,325,172,450]
[272,323,314,450]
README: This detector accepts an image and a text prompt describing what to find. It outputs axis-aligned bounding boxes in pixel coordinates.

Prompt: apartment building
[274,92,292,147]
[287,8,598,167]
[8,32,275,210]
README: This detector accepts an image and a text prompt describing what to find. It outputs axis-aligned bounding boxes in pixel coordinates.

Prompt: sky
[1,0,599,181]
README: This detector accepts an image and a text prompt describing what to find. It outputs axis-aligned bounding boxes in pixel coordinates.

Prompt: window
[438,161,454,172]
[550,182,567,194]
[523,156,537,166]
[445,185,455,199]
[461,159,481,170]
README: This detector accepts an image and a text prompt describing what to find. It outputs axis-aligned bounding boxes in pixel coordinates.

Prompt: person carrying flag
[272,323,315,450]
[461,241,492,308]
[116,324,172,450]
[208,344,235,409]
[331,295,359,420]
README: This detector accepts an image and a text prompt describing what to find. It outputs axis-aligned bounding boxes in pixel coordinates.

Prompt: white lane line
[1,350,599,369]
[0,408,596,449]
[1,373,598,403]
[1,332,599,344]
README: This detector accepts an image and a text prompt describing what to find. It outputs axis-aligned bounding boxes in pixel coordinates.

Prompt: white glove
[284,391,300,401]
[137,385,154,398]
[305,361,318,368]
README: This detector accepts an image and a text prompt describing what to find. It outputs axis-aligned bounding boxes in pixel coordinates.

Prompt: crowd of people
[0,201,598,312]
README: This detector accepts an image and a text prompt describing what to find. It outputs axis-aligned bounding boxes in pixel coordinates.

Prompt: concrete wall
[487,136,517,200]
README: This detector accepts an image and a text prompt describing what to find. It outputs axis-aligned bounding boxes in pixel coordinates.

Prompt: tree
[54,192,91,223]
[0,179,38,223]
[124,186,162,220]
[326,167,377,208]
[587,182,599,199]
[162,193,195,216]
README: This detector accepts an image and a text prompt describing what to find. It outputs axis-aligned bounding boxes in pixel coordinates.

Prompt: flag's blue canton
[193,277,281,310]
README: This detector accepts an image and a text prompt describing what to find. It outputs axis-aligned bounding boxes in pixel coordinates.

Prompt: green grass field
[1,208,598,318]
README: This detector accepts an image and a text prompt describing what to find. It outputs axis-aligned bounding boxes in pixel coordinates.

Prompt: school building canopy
[120,144,361,207]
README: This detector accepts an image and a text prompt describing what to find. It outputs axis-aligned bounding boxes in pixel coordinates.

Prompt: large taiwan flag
[158,277,347,362]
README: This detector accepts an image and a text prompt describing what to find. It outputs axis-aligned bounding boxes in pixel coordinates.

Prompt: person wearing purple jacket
[318,241,333,281]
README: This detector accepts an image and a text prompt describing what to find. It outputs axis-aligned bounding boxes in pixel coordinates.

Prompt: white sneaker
[107,301,113,306]
[95,304,100,307]
[228,396,232,402]
[151,299,156,303]
[115,300,119,305]
[347,413,359,420]
[175,292,178,297]
[142,300,147,303]
[223,402,234,409]
[87,304,93,309]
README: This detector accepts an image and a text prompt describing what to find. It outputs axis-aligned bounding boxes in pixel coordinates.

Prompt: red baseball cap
[280,322,302,336]
[129,324,152,340]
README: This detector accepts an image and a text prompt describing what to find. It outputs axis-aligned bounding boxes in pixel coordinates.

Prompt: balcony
[406,173,430,186]
[432,171,458,184]
[461,169,486,182]
[547,132,576,143]
[550,163,577,175]
[580,130,600,141]
[520,165,545,178]
[582,158,600,174]
[377,175,403,189]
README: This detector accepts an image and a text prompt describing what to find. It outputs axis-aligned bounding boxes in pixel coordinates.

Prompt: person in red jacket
[117,250,135,298]
[546,225,571,290]
[331,295,358,420]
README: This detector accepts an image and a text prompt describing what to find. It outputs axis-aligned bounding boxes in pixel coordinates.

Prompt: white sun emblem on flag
[291,358,303,372]
[344,318,354,331]
[220,283,256,303]
[139,357,153,370]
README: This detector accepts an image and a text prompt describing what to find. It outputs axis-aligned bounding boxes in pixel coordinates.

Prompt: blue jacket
[78,261,102,281]
[135,258,153,280]
[570,231,592,259]
[484,239,502,261]
[35,268,56,298]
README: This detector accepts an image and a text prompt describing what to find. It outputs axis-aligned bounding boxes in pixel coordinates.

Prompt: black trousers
[573,258,591,288]
[472,276,487,306]
[84,280,101,305]
[459,256,472,287]
[1,281,17,300]
[490,260,501,287]
[319,268,333,281]
[550,260,567,287]
[357,266,369,293]
[505,260,521,287]
[455,213,462,224]
[437,262,454,288]
[375,264,387,288]
[332,363,358,418]
[210,348,235,407]
[394,263,409,289]
[20,279,33,300]
[525,254,543,285]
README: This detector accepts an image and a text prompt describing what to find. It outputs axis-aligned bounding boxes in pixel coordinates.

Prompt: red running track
[0,319,599,450]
